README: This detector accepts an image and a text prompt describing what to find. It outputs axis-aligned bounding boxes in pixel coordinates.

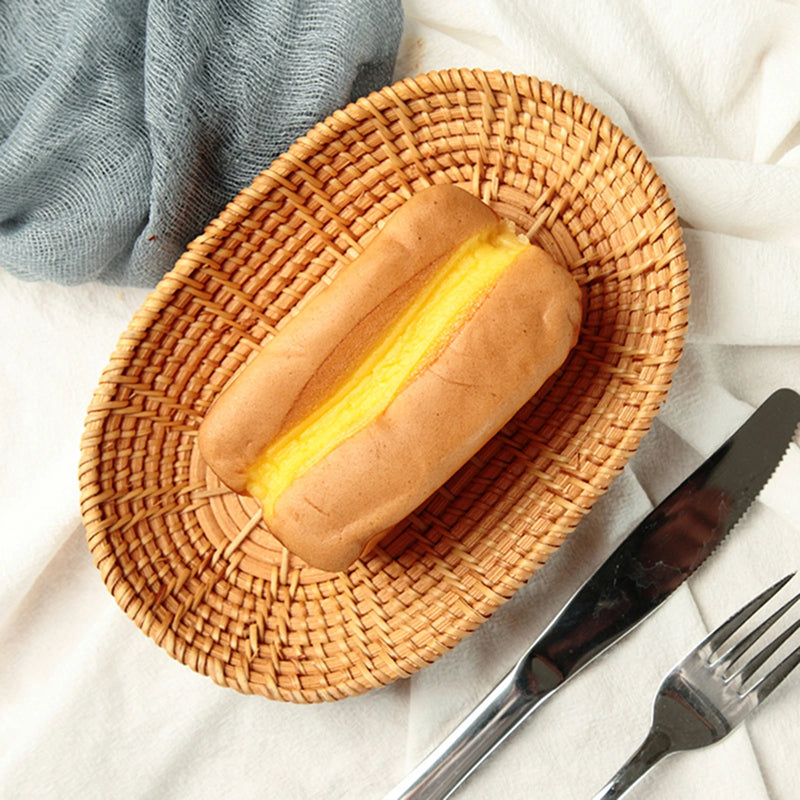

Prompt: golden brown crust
[198,185,582,571]
[271,244,582,571]
[198,184,499,494]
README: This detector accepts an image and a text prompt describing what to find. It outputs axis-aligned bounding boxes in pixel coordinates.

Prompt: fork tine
[704,573,795,653]
[750,642,800,705]
[720,591,800,671]
[739,615,800,684]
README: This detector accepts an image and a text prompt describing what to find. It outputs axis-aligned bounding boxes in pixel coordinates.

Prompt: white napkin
[2,1,800,798]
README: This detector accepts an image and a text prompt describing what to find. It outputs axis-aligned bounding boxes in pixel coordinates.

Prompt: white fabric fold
[2,1,799,798]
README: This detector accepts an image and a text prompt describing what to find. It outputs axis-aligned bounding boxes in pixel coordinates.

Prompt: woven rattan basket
[79,69,689,703]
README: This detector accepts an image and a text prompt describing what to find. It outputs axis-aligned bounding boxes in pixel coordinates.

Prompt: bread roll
[198,185,582,571]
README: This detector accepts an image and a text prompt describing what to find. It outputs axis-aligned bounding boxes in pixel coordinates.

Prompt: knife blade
[384,388,800,800]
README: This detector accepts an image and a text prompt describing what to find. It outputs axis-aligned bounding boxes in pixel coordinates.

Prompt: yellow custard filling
[246,224,529,515]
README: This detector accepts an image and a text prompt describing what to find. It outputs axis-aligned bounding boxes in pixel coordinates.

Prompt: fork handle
[591,729,673,799]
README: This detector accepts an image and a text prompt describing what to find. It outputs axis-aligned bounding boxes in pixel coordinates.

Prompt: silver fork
[593,573,800,799]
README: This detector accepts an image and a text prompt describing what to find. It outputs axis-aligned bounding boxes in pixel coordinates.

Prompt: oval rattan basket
[79,69,689,703]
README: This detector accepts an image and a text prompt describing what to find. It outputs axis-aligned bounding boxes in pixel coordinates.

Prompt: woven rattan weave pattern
[79,69,689,703]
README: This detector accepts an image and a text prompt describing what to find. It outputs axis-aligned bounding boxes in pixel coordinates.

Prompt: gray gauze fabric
[0,0,403,286]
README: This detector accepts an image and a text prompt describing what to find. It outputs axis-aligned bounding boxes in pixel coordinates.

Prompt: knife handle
[382,666,551,800]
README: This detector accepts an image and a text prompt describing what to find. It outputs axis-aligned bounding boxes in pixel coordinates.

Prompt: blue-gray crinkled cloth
[0,0,403,286]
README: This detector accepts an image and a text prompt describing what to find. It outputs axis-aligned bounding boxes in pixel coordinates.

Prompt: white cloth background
[2,1,800,798]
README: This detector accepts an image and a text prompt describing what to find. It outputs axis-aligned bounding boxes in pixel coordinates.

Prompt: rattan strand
[79,69,689,703]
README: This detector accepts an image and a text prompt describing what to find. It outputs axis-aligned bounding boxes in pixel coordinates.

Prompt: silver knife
[384,388,800,800]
